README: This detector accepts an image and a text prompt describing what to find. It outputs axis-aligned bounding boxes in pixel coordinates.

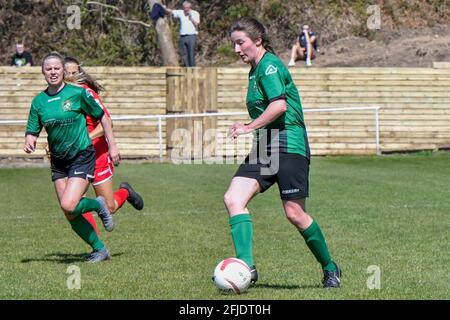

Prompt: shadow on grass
[20,252,124,264]
[253,283,320,290]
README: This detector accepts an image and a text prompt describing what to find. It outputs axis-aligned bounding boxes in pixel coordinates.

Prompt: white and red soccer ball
[212,258,251,294]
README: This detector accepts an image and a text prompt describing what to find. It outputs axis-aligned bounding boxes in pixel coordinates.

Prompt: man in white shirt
[163,1,200,67]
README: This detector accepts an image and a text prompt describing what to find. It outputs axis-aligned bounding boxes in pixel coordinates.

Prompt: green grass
[0,152,449,299]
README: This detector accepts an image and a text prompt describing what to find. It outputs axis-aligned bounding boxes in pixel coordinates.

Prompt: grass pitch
[0,152,448,299]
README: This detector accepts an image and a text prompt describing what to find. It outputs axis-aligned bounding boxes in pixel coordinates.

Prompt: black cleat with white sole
[120,182,144,211]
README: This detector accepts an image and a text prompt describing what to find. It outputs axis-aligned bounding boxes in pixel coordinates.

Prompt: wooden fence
[1,65,449,159]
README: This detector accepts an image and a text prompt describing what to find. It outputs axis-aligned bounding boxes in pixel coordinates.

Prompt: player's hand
[108,144,121,166]
[23,135,36,154]
[45,144,52,161]
[229,123,251,139]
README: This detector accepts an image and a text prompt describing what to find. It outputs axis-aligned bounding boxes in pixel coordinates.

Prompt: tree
[147,0,178,66]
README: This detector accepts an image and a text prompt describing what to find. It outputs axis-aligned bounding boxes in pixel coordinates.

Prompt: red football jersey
[81,84,111,162]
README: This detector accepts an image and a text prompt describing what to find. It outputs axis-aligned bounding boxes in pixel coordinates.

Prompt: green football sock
[229,214,254,268]
[300,220,336,271]
[69,214,105,251]
[71,198,101,216]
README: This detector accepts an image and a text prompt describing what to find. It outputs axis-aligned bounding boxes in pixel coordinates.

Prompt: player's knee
[223,192,242,211]
[60,199,77,214]
[286,212,307,229]
[285,209,298,224]
[284,203,307,225]
[223,192,233,209]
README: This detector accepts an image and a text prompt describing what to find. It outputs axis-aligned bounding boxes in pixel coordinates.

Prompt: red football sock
[114,188,129,209]
[82,212,99,235]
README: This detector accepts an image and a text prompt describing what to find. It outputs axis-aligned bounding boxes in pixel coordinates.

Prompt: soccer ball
[212,258,251,294]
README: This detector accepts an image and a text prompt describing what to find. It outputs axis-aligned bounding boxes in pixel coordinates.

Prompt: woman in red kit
[63,57,144,231]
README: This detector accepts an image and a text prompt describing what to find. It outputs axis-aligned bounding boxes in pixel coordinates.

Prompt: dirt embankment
[288,25,450,68]
[229,25,450,68]
[313,24,450,67]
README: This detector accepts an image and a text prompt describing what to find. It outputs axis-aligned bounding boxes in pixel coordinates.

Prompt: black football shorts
[234,152,310,200]
[50,145,96,182]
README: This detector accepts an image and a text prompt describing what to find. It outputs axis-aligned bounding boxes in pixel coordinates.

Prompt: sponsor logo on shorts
[73,170,85,175]
[97,168,111,177]
[281,188,300,195]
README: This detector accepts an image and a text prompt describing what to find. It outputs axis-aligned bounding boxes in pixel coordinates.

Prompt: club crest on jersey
[62,100,72,112]
[265,65,277,75]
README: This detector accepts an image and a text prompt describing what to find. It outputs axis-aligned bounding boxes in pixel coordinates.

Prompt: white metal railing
[0,106,381,160]
[303,106,381,156]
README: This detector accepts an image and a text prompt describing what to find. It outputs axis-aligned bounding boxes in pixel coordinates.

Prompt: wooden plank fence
[1,66,449,159]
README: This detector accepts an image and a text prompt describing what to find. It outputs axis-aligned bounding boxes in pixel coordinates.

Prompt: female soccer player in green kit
[24,52,119,262]
[225,18,341,288]
[63,57,144,231]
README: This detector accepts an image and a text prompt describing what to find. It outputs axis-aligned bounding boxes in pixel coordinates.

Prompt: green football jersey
[26,83,105,160]
[246,51,310,158]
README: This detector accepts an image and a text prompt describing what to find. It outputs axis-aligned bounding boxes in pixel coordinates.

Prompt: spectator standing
[163,1,200,67]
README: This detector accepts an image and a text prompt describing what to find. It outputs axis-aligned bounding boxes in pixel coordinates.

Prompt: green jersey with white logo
[246,51,310,159]
[26,83,105,160]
